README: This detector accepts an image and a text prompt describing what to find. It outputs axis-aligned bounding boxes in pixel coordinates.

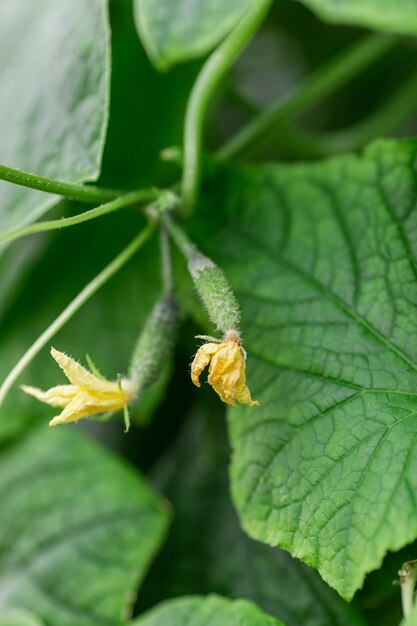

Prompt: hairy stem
[0,188,160,245]
[218,34,397,160]
[0,164,122,203]
[181,0,273,217]
[0,224,155,405]
[161,212,196,261]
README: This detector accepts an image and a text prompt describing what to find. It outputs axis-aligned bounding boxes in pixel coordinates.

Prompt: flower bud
[161,214,240,334]
[191,329,258,407]
[129,293,179,392]
[188,251,240,334]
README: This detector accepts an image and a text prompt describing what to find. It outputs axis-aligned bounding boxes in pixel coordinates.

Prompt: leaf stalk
[0,188,160,245]
[0,164,122,203]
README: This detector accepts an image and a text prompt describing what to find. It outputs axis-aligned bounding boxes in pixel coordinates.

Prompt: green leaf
[132,595,285,626]
[0,0,110,235]
[0,426,169,624]
[195,139,417,600]
[295,0,417,35]
[137,407,366,626]
[133,0,251,70]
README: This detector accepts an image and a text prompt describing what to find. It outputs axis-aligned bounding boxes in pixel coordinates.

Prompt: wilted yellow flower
[191,331,258,407]
[21,348,137,427]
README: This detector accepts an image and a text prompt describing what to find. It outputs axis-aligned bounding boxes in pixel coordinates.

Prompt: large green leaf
[0,426,169,624]
[195,139,417,600]
[0,0,110,235]
[133,595,284,626]
[295,0,417,35]
[137,407,365,626]
[133,0,251,70]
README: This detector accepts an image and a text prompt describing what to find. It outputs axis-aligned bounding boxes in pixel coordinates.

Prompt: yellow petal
[191,343,222,387]
[49,388,128,427]
[50,347,120,394]
[234,359,259,407]
[208,342,241,406]
[22,350,137,427]
[208,342,258,407]
[21,384,77,408]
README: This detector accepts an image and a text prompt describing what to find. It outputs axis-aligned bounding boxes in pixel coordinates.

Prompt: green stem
[0,224,155,405]
[161,212,196,262]
[218,34,397,160]
[399,561,417,619]
[181,0,273,217]
[160,227,174,293]
[0,188,160,245]
[0,164,122,203]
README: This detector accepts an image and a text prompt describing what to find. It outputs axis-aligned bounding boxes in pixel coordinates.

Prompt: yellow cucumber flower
[191,330,258,407]
[21,348,137,427]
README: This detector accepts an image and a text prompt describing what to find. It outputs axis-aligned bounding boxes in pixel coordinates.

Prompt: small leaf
[195,139,417,599]
[134,0,251,70]
[294,0,417,35]
[0,426,169,624]
[132,595,285,626]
